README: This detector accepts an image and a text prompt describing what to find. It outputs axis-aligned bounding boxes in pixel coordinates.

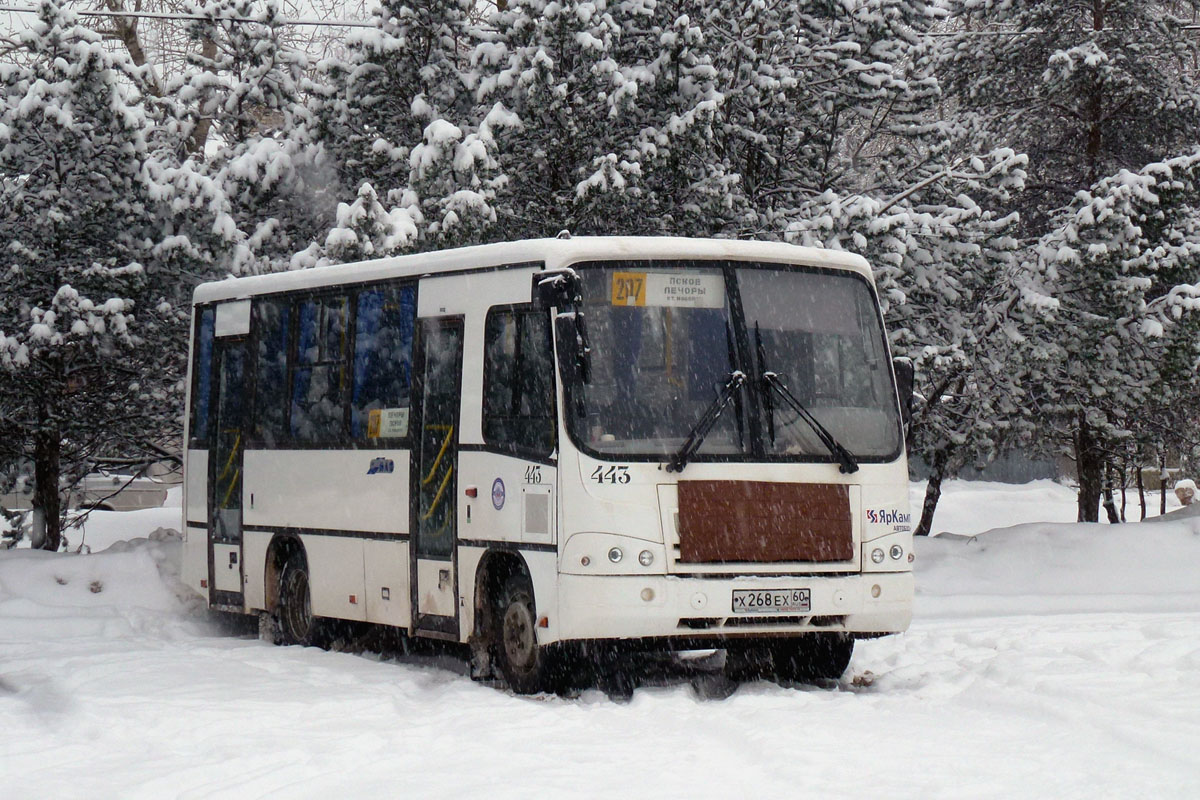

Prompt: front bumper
[550,571,912,643]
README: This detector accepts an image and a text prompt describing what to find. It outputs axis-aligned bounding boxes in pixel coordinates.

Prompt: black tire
[724,645,775,683]
[494,573,558,694]
[276,552,322,647]
[771,633,854,683]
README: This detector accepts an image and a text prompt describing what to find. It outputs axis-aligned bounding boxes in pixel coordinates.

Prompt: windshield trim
[556,258,905,466]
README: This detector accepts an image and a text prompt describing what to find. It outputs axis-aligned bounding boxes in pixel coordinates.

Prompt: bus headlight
[638,550,654,567]
[608,547,624,563]
[890,545,904,560]
[871,548,885,564]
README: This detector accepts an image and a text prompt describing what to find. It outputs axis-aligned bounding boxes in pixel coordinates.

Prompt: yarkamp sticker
[866,508,911,531]
[367,457,395,475]
[491,478,506,510]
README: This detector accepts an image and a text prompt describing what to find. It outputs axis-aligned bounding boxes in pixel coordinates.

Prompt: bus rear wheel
[771,633,854,683]
[277,553,321,647]
[494,573,558,694]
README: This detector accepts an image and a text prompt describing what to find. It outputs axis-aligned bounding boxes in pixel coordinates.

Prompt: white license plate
[731,588,811,614]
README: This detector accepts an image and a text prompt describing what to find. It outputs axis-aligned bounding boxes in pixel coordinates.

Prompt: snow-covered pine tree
[405,113,505,248]
[310,0,498,252]
[1022,151,1200,521]
[473,0,744,238]
[787,147,1031,535]
[0,1,195,550]
[705,0,946,230]
[317,181,419,264]
[159,0,329,275]
[1136,314,1200,482]
[936,0,1200,520]
[937,0,1200,234]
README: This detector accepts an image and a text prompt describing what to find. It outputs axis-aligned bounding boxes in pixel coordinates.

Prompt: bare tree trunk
[1118,460,1127,522]
[915,445,953,537]
[104,0,162,96]
[1137,463,1146,521]
[911,374,965,537]
[31,427,62,552]
[188,37,219,155]
[1101,461,1120,524]
[1084,0,1105,182]
[1160,452,1168,516]
[1075,411,1103,523]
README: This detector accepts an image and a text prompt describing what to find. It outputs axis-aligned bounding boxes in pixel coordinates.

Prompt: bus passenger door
[208,337,246,607]
[411,317,465,638]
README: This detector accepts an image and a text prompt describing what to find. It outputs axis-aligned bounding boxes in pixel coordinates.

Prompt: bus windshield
[565,260,903,462]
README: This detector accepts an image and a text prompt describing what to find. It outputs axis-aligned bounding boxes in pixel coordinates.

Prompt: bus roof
[191,236,873,305]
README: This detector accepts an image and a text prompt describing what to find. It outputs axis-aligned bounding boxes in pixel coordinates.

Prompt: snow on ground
[3,481,1200,799]
[67,503,183,554]
[909,477,1187,537]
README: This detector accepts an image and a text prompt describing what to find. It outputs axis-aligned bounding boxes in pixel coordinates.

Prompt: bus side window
[291,295,349,443]
[189,307,215,447]
[352,285,416,439]
[483,307,556,458]
[253,298,291,446]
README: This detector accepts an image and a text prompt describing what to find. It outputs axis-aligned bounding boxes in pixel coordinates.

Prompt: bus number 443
[591,466,631,485]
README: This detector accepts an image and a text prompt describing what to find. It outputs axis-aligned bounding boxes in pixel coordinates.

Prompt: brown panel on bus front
[676,481,852,563]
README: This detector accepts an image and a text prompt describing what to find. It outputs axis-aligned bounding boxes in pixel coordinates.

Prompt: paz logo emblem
[491,478,506,510]
[367,457,394,475]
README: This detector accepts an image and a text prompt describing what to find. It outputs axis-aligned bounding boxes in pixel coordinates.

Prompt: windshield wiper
[760,371,860,474]
[755,323,775,446]
[665,371,746,473]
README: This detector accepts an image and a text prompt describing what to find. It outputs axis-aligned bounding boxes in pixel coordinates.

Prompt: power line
[925,26,1200,36]
[2,6,1199,35]
[0,5,374,27]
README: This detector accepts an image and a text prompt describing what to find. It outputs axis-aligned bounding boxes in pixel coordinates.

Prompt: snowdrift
[919,519,1200,617]
[0,530,203,645]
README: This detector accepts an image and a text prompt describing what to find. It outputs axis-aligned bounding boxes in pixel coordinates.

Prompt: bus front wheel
[495,573,557,694]
[277,552,321,647]
[771,633,854,683]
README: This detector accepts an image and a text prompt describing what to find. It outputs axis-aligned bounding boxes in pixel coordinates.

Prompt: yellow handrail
[421,424,454,486]
[218,431,242,508]
[222,468,241,508]
[421,465,454,522]
[217,431,240,481]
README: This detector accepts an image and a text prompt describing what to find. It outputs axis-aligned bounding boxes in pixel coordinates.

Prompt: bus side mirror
[532,268,582,309]
[893,358,914,427]
[554,315,591,383]
[555,316,591,416]
[536,268,591,387]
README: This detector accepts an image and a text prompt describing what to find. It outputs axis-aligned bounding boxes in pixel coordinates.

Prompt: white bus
[181,237,914,693]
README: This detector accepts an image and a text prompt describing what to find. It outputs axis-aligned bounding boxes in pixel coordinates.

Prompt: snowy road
[4,482,1200,798]
[5,604,1198,799]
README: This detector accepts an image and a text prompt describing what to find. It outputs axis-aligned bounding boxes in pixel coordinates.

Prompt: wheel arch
[264,533,306,613]
[471,549,532,641]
